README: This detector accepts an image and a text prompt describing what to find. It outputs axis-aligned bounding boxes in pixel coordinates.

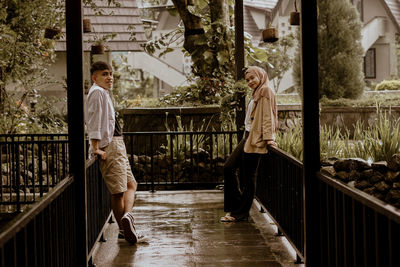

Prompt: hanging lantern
[290,0,300,26]
[83,19,92,33]
[262,27,279,43]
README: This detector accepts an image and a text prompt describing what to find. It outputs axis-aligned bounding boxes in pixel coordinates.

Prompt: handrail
[317,172,400,223]
[0,175,74,246]
[267,145,303,168]
[124,130,240,135]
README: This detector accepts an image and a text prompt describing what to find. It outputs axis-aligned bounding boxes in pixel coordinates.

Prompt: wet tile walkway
[92,190,303,267]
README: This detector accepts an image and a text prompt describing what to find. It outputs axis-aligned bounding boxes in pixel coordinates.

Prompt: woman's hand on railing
[267,140,278,148]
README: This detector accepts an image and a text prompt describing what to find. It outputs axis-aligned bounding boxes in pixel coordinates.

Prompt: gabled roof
[56,0,147,52]
[382,0,400,31]
[244,0,279,11]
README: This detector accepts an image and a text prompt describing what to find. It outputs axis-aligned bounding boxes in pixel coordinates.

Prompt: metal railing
[0,157,111,267]
[0,138,69,212]
[255,146,304,262]
[86,157,112,261]
[316,172,400,267]
[256,146,400,266]
[0,175,76,267]
[124,131,238,191]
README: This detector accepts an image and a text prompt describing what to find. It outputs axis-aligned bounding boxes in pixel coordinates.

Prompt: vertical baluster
[150,134,154,192]
[38,143,43,197]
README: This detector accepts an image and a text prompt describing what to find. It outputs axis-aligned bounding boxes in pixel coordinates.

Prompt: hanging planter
[290,0,300,26]
[83,19,92,33]
[91,44,105,54]
[44,27,61,39]
[262,27,279,43]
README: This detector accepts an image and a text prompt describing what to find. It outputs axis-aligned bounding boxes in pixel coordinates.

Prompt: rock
[286,119,295,129]
[349,170,361,181]
[385,189,400,204]
[192,148,210,163]
[385,171,399,184]
[363,187,375,195]
[392,182,400,189]
[333,158,370,172]
[361,169,374,180]
[355,180,371,190]
[321,166,336,177]
[321,157,338,166]
[23,170,33,180]
[369,171,385,184]
[388,154,400,171]
[371,161,388,172]
[374,181,390,192]
[373,192,386,201]
[138,155,151,164]
[347,181,356,188]
[335,171,349,181]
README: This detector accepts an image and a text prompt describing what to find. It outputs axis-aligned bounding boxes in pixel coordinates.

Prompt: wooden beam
[300,0,321,266]
[234,0,245,137]
[65,0,88,266]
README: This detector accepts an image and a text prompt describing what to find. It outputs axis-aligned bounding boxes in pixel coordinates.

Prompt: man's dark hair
[90,61,112,76]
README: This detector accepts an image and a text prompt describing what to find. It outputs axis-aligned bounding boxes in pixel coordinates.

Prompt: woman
[221,66,278,222]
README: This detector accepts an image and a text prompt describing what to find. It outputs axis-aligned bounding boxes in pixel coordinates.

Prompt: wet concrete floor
[91,190,303,267]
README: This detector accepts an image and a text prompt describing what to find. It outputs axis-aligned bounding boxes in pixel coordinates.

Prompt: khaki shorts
[99,136,136,194]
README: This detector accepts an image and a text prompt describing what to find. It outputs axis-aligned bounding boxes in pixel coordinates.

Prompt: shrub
[375,80,400,91]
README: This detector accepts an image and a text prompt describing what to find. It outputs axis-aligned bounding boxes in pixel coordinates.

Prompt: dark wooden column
[300,1,321,266]
[65,0,88,266]
[234,0,245,137]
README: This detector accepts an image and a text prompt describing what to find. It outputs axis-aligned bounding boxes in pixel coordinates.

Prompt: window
[352,0,363,21]
[364,48,376,79]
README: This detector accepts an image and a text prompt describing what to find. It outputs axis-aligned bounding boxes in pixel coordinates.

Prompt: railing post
[65,0,88,265]
[301,0,321,266]
[234,0,245,141]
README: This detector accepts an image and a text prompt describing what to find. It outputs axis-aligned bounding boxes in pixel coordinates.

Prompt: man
[85,61,147,244]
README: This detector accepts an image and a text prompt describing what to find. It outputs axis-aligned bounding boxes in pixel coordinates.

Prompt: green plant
[277,107,400,162]
[276,121,303,160]
[88,32,117,46]
[375,80,400,91]
[261,33,296,93]
[293,0,365,99]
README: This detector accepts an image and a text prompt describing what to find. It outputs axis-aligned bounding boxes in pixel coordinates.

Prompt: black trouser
[223,132,262,219]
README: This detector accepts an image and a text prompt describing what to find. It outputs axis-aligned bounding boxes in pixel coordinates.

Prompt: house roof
[56,0,147,52]
[382,0,400,31]
[243,0,279,11]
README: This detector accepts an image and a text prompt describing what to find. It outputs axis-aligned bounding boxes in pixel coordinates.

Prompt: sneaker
[137,233,149,243]
[118,230,124,239]
[121,212,138,244]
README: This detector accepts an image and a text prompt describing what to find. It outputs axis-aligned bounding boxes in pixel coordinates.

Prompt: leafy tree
[261,33,295,93]
[293,0,365,99]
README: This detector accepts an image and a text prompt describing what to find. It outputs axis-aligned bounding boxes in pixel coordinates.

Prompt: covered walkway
[92,190,300,267]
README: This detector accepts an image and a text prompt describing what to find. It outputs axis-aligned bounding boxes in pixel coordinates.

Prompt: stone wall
[121,105,400,135]
[321,155,400,209]
[121,106,221,132]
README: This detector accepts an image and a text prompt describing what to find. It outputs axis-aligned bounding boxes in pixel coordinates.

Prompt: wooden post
[300,0,321,266]
[65,0,88,266]
[234,0,245,139]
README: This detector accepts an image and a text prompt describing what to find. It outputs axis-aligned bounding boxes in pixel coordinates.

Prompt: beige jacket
[244,87,277,154]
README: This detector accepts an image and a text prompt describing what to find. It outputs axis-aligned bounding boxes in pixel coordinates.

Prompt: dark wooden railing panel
[86,158,112,258]
[0,139,69,210]
[0,176,76,267]
[124,131,238,190]
[317,172,400,267]
[255,146,304,261]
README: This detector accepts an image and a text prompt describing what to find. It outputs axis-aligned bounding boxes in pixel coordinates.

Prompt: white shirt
[244,99,255,132]
[85,83,116,150]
